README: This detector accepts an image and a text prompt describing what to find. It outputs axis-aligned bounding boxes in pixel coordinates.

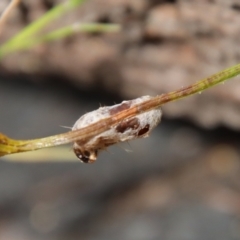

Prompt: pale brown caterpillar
[72,96,162,163]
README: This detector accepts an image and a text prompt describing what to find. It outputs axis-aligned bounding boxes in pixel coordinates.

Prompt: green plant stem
[0,0,86,57]
[43,23,120,41]
[0,63,240,157]
[0,23,120,54]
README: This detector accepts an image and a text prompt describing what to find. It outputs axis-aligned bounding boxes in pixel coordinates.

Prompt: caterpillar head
[73,143,98,163]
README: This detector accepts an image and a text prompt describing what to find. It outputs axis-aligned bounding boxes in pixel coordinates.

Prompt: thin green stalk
[154,63,240,105]
[42,23,121,41]
[0,63,240,157]
[0,23,120,53]
[0,0,86,57]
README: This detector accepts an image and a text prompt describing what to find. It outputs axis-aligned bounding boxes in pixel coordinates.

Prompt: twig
[0,0,20,35]
[0,63,240,161]
[0,23,120,53]
[0,0,87,57]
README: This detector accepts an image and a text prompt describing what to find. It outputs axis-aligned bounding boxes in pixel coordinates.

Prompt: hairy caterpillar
[72,96,162,163]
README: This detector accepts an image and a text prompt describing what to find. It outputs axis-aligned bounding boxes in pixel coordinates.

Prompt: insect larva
[72,96,162,163]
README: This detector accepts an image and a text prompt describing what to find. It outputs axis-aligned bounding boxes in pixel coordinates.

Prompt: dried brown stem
[1,63,240,159]
[0,0,20,35]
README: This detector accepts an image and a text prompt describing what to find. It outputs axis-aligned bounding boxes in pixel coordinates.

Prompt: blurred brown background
[1,0,240,239]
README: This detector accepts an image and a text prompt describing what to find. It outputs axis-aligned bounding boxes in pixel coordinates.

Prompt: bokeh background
[1,0,240,239]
